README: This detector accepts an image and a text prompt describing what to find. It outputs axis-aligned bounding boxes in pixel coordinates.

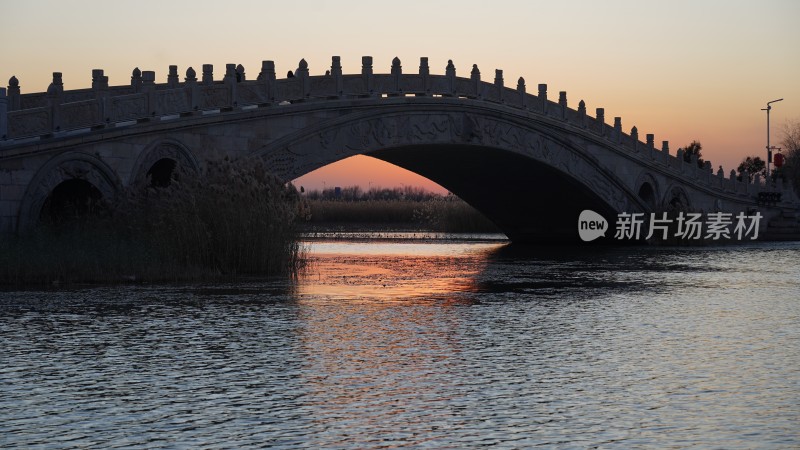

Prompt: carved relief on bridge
[7,108,50,138]
[111,94,148,122]
[60,100,101,129]
[259,110,639,214]
[130,138,200,187]
[18,152,121,231]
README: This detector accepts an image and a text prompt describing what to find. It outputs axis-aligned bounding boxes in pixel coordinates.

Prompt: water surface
[2,236,799,448]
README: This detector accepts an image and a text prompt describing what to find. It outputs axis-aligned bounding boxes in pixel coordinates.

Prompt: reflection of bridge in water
[1,56,798,242]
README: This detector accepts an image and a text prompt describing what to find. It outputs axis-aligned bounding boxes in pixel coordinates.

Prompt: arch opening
[39,179,106,227]
[147,158,178,187]
[368,145,619,243]
[638,182,656,210]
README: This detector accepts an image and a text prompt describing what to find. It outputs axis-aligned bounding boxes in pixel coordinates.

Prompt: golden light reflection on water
[293,239,507,436]
[296,240,507,302]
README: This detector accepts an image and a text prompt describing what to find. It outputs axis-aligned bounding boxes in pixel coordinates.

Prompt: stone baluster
[184,67,199,112]
[517,77,526,108]
[141,70,156,118]
[92,69,109,125]
[48,72,63,132]
[131,68,142,93]
[445,60,456,96]
[663,141,672,168]
[470,64,481,99]
[742,169,749,193]
[236,64,246,82]
[331,57,343,97]
[391,57,402,96]
[558,91,567,119]
[168,65,180,88]
[631,126,639,152]
[224,64,237,108]
[595,108,605,135]
[295,59,310,99]
[538,84,548,114]
[613,117,622,143]
[362,56,374,97]
[419,57,429,96]
[494,69,504,103]
[202,64,214,86]
[729,169,737,191]
[0,87,7,139]
[7,76,20,111]
[578,100,586,128]
[260,61,276,103]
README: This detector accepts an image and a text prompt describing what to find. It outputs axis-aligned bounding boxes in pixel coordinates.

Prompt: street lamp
[762,98,783,180]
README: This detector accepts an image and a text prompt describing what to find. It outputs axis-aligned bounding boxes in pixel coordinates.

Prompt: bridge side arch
[663,184,692,212]
[18,152,122,232]
[635,172,661,211]
[255,107,648,215]
[130,138,200,188]
[252,106,651,241]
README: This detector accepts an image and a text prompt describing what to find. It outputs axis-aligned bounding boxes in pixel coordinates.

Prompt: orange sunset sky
[2,1,798,194]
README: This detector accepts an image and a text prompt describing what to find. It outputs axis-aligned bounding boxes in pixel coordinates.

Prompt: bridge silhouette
[1,56,798,242]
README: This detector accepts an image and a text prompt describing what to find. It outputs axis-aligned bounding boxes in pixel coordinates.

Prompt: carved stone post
[578,100,587,128]
[359,56,373,97]
[0,87,7,139]
[331,56,343,97]
[613,117,622,143]
[92,69,109,126]
[7,76,20,111]
[48,72,63,132]
[391,57,402,96]
[141,70,156,118]
[202,64,214,86]
[470,64,481,99]
[419,57,429,96]
[517,77,526,108]
[558,91,567,119]
[631,126,639,152]
[260,61,276,103]
[538,84,548,114]
[445,60,456,96]
[224,64,237,108]
[663,141,672,167]
[236,64,246,82]
[131,68,142,93]
[295,59,310,99]
[168,65,180,88]
[494,69,504,103]
[184,67,199,112]
[729,169,737,191]
[595,107,605,136]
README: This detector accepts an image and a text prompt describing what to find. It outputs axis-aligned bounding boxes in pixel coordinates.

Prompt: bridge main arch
[256,105,648,242]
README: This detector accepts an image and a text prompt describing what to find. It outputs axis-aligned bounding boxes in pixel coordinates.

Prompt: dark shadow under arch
[39,179,105,226]
[368,144,619,243]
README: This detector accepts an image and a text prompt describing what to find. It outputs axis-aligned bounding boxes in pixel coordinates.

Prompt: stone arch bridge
[1,56,797,242]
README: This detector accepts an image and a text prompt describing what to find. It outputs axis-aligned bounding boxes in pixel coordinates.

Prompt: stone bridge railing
[0,56,796,203]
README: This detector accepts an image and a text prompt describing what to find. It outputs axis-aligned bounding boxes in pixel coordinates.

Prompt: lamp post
[762,98,783,180]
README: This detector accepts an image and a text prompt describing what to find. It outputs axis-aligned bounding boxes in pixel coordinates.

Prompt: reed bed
[0,157,307,285]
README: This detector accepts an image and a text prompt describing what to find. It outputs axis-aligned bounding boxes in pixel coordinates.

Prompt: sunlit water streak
[1,236,799,448]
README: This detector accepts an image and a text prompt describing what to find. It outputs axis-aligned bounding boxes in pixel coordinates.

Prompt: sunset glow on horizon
[2,0,798,192]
